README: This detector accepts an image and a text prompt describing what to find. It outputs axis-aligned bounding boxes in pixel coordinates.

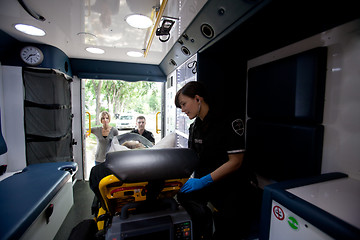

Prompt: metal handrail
[156,112,161,134]
[86,112,91,137]
[144,0,168,57]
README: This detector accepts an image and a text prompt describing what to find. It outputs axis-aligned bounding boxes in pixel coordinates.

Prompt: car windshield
[120,116,132,120]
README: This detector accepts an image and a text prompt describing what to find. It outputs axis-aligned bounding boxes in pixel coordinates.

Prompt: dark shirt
[188,111,245,179]
[131,129,155,144]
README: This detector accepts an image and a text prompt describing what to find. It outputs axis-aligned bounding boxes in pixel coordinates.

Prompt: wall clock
[20,46,44,66]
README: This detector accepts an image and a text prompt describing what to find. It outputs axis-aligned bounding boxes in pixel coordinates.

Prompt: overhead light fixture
[86,47,105,54]
[127,51,143,57]
[14,23,45,36]
[125,14,153,29]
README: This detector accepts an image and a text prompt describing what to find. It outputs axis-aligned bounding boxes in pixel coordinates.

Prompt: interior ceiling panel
[160,0,268,75]
[0,0,207,65]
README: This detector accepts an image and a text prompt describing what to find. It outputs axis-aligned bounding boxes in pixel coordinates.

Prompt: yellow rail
[156,111,161,134]
[144,0,168,57]
[86,112,91,137]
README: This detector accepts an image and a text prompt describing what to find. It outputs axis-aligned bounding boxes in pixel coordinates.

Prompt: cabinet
[260,173,360,240]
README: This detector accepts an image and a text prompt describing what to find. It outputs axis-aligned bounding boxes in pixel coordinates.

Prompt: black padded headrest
[105,148,199,182]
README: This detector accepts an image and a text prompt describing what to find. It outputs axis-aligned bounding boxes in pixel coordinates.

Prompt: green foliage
[84,79,162,119]
[149,90,160,112]
[100,106,108,112]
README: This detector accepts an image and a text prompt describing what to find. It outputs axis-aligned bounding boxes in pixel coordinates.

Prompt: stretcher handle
[86,112,91,137]
[156,111,161,134]
[120,198,178,219]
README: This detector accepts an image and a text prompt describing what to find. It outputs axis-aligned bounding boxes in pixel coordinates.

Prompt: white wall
[0,62,5,165]
[0,66,27,171]
[248,19,360,180]
[165,70,177,135]
[321,20,360,180]
[71,76,84,180]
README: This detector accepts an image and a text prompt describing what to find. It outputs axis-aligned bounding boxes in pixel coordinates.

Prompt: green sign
[288,216,299,231]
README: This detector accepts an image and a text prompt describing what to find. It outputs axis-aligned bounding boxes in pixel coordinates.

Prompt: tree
[102,80,155,114]
[149,89,160,112]
[102,80,125,114]
[84,79,102,125]
[85,79,161,121]
[93,80,102,125]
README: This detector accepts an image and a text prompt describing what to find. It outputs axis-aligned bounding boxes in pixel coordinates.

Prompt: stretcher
[99,174,187,216]
[94,148,199,239]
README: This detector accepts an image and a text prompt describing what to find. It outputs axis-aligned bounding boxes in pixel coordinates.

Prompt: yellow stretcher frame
[96,174,188,230]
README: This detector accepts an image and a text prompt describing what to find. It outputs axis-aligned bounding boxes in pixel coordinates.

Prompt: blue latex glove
[180,174,213,193]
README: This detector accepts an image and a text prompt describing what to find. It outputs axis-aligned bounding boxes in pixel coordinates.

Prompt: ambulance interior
[0,0,360,239]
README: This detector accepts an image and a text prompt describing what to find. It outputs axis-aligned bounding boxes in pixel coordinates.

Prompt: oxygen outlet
[201,24,214,39]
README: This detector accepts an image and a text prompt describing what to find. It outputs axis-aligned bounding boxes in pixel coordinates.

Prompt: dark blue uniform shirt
[131,129,155,144]
[188,110,245,179]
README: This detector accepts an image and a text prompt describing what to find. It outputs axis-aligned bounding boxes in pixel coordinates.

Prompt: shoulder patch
[232,119,244,136]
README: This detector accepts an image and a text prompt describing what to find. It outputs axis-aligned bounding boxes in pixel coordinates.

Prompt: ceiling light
[125,14,153,29]
[127,51,143,57]
[86,47,105,54]
[14,24,45,36]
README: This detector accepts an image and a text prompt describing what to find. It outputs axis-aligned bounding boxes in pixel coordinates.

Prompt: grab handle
[156,112,161,134]
[86,112,91,137]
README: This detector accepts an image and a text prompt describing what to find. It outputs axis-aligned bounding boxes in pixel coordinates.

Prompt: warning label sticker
[273,205,285,221]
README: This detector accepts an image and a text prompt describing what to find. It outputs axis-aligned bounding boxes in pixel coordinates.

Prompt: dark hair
[175,81,209,108]
[136,116,146,121]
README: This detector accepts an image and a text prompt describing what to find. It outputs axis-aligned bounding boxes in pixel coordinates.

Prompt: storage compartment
[246,119,323,182]
[23,68,73,165]
[260,173,360,240]
[20,179,73,240]
[247,47,327,123]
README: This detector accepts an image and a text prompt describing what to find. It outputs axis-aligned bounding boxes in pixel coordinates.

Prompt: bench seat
[0,162,77,240]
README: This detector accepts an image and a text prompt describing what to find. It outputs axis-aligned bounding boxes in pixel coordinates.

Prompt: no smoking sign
[273,205,285,221]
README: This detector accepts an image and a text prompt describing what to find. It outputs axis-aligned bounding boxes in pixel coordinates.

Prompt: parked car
[116,115,136,130]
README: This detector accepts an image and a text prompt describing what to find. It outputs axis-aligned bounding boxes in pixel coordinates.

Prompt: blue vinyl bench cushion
[0,162,77,240]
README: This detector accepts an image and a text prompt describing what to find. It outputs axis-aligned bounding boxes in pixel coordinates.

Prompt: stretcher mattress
[105,148,199,183]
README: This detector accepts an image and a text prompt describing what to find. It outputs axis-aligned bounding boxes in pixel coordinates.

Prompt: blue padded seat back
[246,119,323,182]
[247,47,327,124]
[246,47,327,182]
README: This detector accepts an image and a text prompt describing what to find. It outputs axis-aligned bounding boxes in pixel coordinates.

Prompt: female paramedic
[175,81,257,240]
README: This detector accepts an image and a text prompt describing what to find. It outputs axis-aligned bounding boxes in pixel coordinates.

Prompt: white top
[287,177,360,229]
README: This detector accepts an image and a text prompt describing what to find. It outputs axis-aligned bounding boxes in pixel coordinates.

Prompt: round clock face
[20,46,44,66]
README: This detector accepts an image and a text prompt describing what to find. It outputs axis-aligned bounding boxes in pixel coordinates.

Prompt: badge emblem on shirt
[194,139,203,144]
[232,119,244,136]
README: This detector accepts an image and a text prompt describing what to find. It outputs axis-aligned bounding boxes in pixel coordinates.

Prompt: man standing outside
[131,116,155,144]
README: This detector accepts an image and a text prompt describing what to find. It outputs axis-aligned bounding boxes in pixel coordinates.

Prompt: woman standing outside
[175,81,256,239]
[90,111,118,165]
